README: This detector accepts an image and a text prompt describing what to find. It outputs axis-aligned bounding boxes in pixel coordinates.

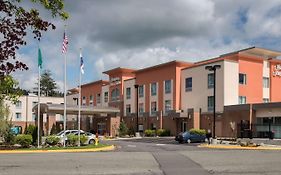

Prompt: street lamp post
[134,84,139,136]
[205,65,221,138]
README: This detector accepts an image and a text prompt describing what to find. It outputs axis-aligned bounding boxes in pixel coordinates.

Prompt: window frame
[151,83,157,96]
[208,73,214,89]
[185,77,192,92]
[164,80,171,94]
[126,87,131,99]
[239,73,247,85]
[207,96,214,111]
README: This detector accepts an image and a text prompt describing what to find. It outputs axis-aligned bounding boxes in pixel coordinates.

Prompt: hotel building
[75,47,281,138]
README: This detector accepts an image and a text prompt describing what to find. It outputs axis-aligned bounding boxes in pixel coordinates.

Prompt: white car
[56,130,96,145]
[73,131,96,144]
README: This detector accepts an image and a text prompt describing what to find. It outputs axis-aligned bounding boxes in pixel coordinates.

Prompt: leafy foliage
[118,121,128,137]
[156,129,170,136]
[15,134,33,148]
[0,99,16,144]
[144,129,156,137]
[45,135,60,146]
[189,128,206,136]
[80,135,88,145]
[0,0,68,75]
[66,134,79,146]
[24,124,37,145]
[0,75,22,102]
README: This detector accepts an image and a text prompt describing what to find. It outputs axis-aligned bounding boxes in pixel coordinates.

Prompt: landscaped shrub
[80,135,88,145]
[189,128,206,136]
[156,129,171,136]
[144,129,155,137]
[45,135,60,146]
[15,134,32,148]
[24,125,37,145]
[128,127,135,136]
[67,134,79,146]
[118,121,128,137]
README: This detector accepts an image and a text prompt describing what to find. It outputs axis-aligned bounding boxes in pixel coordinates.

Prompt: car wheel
[187,139,191,144]
[89,139,95,145]
[178,140,184,144]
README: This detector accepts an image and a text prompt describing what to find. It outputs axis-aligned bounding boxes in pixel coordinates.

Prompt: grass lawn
[18,144,111,151]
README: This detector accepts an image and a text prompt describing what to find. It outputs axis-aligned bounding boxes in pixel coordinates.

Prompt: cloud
[12,0,281,91]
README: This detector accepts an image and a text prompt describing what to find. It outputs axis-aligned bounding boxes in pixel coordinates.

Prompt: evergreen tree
[34,70,61,97]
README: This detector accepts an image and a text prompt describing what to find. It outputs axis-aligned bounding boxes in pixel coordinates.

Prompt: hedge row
[144,129,171,137]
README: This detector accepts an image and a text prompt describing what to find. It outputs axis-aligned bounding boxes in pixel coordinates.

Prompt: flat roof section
[33,103,120,115]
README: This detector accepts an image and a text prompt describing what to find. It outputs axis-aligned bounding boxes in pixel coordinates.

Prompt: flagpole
[78,48,82,147]
[63,26,67,147]
[37,57,41,148]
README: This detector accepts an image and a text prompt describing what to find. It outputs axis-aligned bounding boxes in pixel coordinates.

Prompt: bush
[118,121,128,137]
[189,128,206,136]
[156,129,171,136]
[24,125,37,145]
[144,129,155,137]
[80,135,88,145]
[67,134,79,146]
[128,127,135,136]
[45,135,60,146]
[15,134,32,148]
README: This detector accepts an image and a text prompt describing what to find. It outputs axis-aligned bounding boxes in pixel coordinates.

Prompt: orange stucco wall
[238,56,263,103]
[270,61,281,102]
[81,81,106,106]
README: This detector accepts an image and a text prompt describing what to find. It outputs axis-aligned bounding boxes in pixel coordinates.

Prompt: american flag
[62,32,68,53]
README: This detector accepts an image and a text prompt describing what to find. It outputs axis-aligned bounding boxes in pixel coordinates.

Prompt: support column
[159,111,163,129]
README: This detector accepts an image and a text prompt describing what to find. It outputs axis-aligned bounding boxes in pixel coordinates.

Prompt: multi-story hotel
[70,47,281,138]
[6,95,64,134]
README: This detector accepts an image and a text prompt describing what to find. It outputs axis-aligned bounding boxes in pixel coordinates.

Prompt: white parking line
[156,144,166,146]
[127,145,136,147]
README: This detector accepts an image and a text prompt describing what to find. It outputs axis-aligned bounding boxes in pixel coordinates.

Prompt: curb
[199,144,281,150]
[0,145,115,154]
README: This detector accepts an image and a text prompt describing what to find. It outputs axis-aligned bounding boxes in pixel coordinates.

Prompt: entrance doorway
[97,122,106,135]
[181,122,187,132]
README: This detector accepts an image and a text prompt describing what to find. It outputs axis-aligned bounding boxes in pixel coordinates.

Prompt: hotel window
[104,92,108,102]
[111,88,120,101]
[151,101,157,116]
[126,104,131,116]
[139,103,144,116]
[32,113,36,121]
[207,96,214,111]
[185,77,192,91]
[15,101,22,108]
[239,73,247,85]
[239,96,246,104]
[263,98,270,103]
[165,80,171,94]
[164,100,171,113]
[151,83,157,96]
[208,73,214,88]
[139,85,144,98]
[89,95,93,105]
[126,87,131,99]
[15,112,22,120]
[97,94,101,104]
[263,77,269,88]
[82,96,86,105]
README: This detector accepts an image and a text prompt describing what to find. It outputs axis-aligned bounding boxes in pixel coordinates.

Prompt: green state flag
[38,48,42,69]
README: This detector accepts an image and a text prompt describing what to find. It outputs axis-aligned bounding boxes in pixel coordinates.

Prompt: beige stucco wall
[163,79,173,116]
[223,60,239,106]
[7,95,64,122]
[123,79,136,115]
[263,60,270,99]
[101,85,109,107]
[256,108,281,118]
[150,82,158,115]
[181,61,224,113]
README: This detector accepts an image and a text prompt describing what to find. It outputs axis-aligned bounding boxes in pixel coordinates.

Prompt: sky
[12,0,281,92]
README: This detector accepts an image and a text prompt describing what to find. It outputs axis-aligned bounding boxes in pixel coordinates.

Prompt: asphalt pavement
[1,137,281,175]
